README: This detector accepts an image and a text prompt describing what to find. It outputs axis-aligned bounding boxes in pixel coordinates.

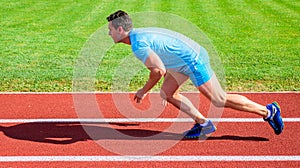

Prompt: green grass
[0,0,299,92]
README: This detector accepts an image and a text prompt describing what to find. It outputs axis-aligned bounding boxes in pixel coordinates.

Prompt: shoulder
[131,27,193,44]
[130,28,174,44]
[130,28,153,50]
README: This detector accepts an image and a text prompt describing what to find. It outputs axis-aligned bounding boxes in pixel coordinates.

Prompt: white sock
[200,120,209,126]
[265,109,271,119]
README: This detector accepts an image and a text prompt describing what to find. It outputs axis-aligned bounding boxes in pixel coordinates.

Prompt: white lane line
[0,118,298,124]
[0,155,299,162]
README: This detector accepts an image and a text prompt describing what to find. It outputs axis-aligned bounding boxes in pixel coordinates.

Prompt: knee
[211,94,226,107]
[160,89,174,101]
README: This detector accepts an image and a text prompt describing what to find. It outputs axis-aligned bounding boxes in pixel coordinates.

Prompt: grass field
[1,0,299,92]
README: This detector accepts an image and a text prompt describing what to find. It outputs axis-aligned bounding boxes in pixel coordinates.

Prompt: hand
[134,89,147,104]
[162,99,169,107]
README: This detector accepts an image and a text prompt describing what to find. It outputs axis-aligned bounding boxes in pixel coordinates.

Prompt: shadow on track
[205,135,269,141]
[0,122,268,144]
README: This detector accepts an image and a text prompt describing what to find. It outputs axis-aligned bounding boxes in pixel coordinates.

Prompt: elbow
[150,68,165,79]
[152,67,166,75]
[160,68,166,77]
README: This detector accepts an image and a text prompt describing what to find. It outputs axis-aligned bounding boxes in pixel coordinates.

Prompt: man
[106,10,284,138]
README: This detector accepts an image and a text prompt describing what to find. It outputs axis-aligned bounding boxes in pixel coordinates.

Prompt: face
[108,22,121,43]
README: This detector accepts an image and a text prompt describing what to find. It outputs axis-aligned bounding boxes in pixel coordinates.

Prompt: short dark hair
[106,10,133,31]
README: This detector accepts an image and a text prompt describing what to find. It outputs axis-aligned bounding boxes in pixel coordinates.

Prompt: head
[106,10,133,43]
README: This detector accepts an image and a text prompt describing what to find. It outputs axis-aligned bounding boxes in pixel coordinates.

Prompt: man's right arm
[134,52,166,103]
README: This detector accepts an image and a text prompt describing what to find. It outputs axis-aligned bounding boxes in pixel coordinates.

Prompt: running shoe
[264,102,284,135]
[184,120,216,139]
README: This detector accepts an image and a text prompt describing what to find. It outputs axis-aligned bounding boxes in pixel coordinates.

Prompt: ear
[117,26,123,33]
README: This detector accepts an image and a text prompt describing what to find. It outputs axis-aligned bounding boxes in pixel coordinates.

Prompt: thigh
[197,73,226,103]
[161,70,189,96]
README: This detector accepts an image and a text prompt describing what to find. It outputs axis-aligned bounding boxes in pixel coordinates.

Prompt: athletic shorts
[169,47,213,87]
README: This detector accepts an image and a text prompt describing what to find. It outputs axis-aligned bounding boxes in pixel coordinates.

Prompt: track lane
[0,161,299,168]
[0,122,298,156]
[0,93,299,119]
[0,93,299,167]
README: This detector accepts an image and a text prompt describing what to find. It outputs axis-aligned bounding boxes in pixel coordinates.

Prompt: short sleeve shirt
[129,28,201,69]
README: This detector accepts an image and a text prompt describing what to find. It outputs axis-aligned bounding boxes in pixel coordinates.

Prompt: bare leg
[197,73,268,118]
[160,71,207,124]
[225,94,268,117]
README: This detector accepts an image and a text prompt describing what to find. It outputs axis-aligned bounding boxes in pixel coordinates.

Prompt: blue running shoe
[184,120,216,139]
[264,102,284,135]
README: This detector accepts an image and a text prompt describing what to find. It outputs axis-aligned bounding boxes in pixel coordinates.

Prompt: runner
[106,10,284,138]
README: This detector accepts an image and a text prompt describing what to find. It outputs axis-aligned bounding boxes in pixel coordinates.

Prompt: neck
[121,36,131,45]
[119,30,131,45]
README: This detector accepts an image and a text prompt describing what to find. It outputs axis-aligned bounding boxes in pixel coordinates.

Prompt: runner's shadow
[0,122,94,144]
[0,123,268,144]
[0,122,183,144]
[206,135,269,141]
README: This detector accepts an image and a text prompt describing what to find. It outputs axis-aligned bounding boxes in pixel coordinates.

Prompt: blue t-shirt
[130,27,202,69]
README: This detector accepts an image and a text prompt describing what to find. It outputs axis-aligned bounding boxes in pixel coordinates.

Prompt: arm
[134,52,166,103]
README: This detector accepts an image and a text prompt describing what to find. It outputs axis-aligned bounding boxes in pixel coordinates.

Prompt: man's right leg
[197,73,284,135]
[197,73,269,117]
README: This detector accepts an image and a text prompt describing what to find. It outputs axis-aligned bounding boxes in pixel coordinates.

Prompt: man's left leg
[160,70,207,124]
[160,71,216,138]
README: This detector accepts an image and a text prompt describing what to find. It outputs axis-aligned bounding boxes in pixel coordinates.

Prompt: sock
[200,120,209,126]
[265,109,271,119]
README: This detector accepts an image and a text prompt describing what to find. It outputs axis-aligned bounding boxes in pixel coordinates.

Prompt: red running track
[0,92,299,167]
